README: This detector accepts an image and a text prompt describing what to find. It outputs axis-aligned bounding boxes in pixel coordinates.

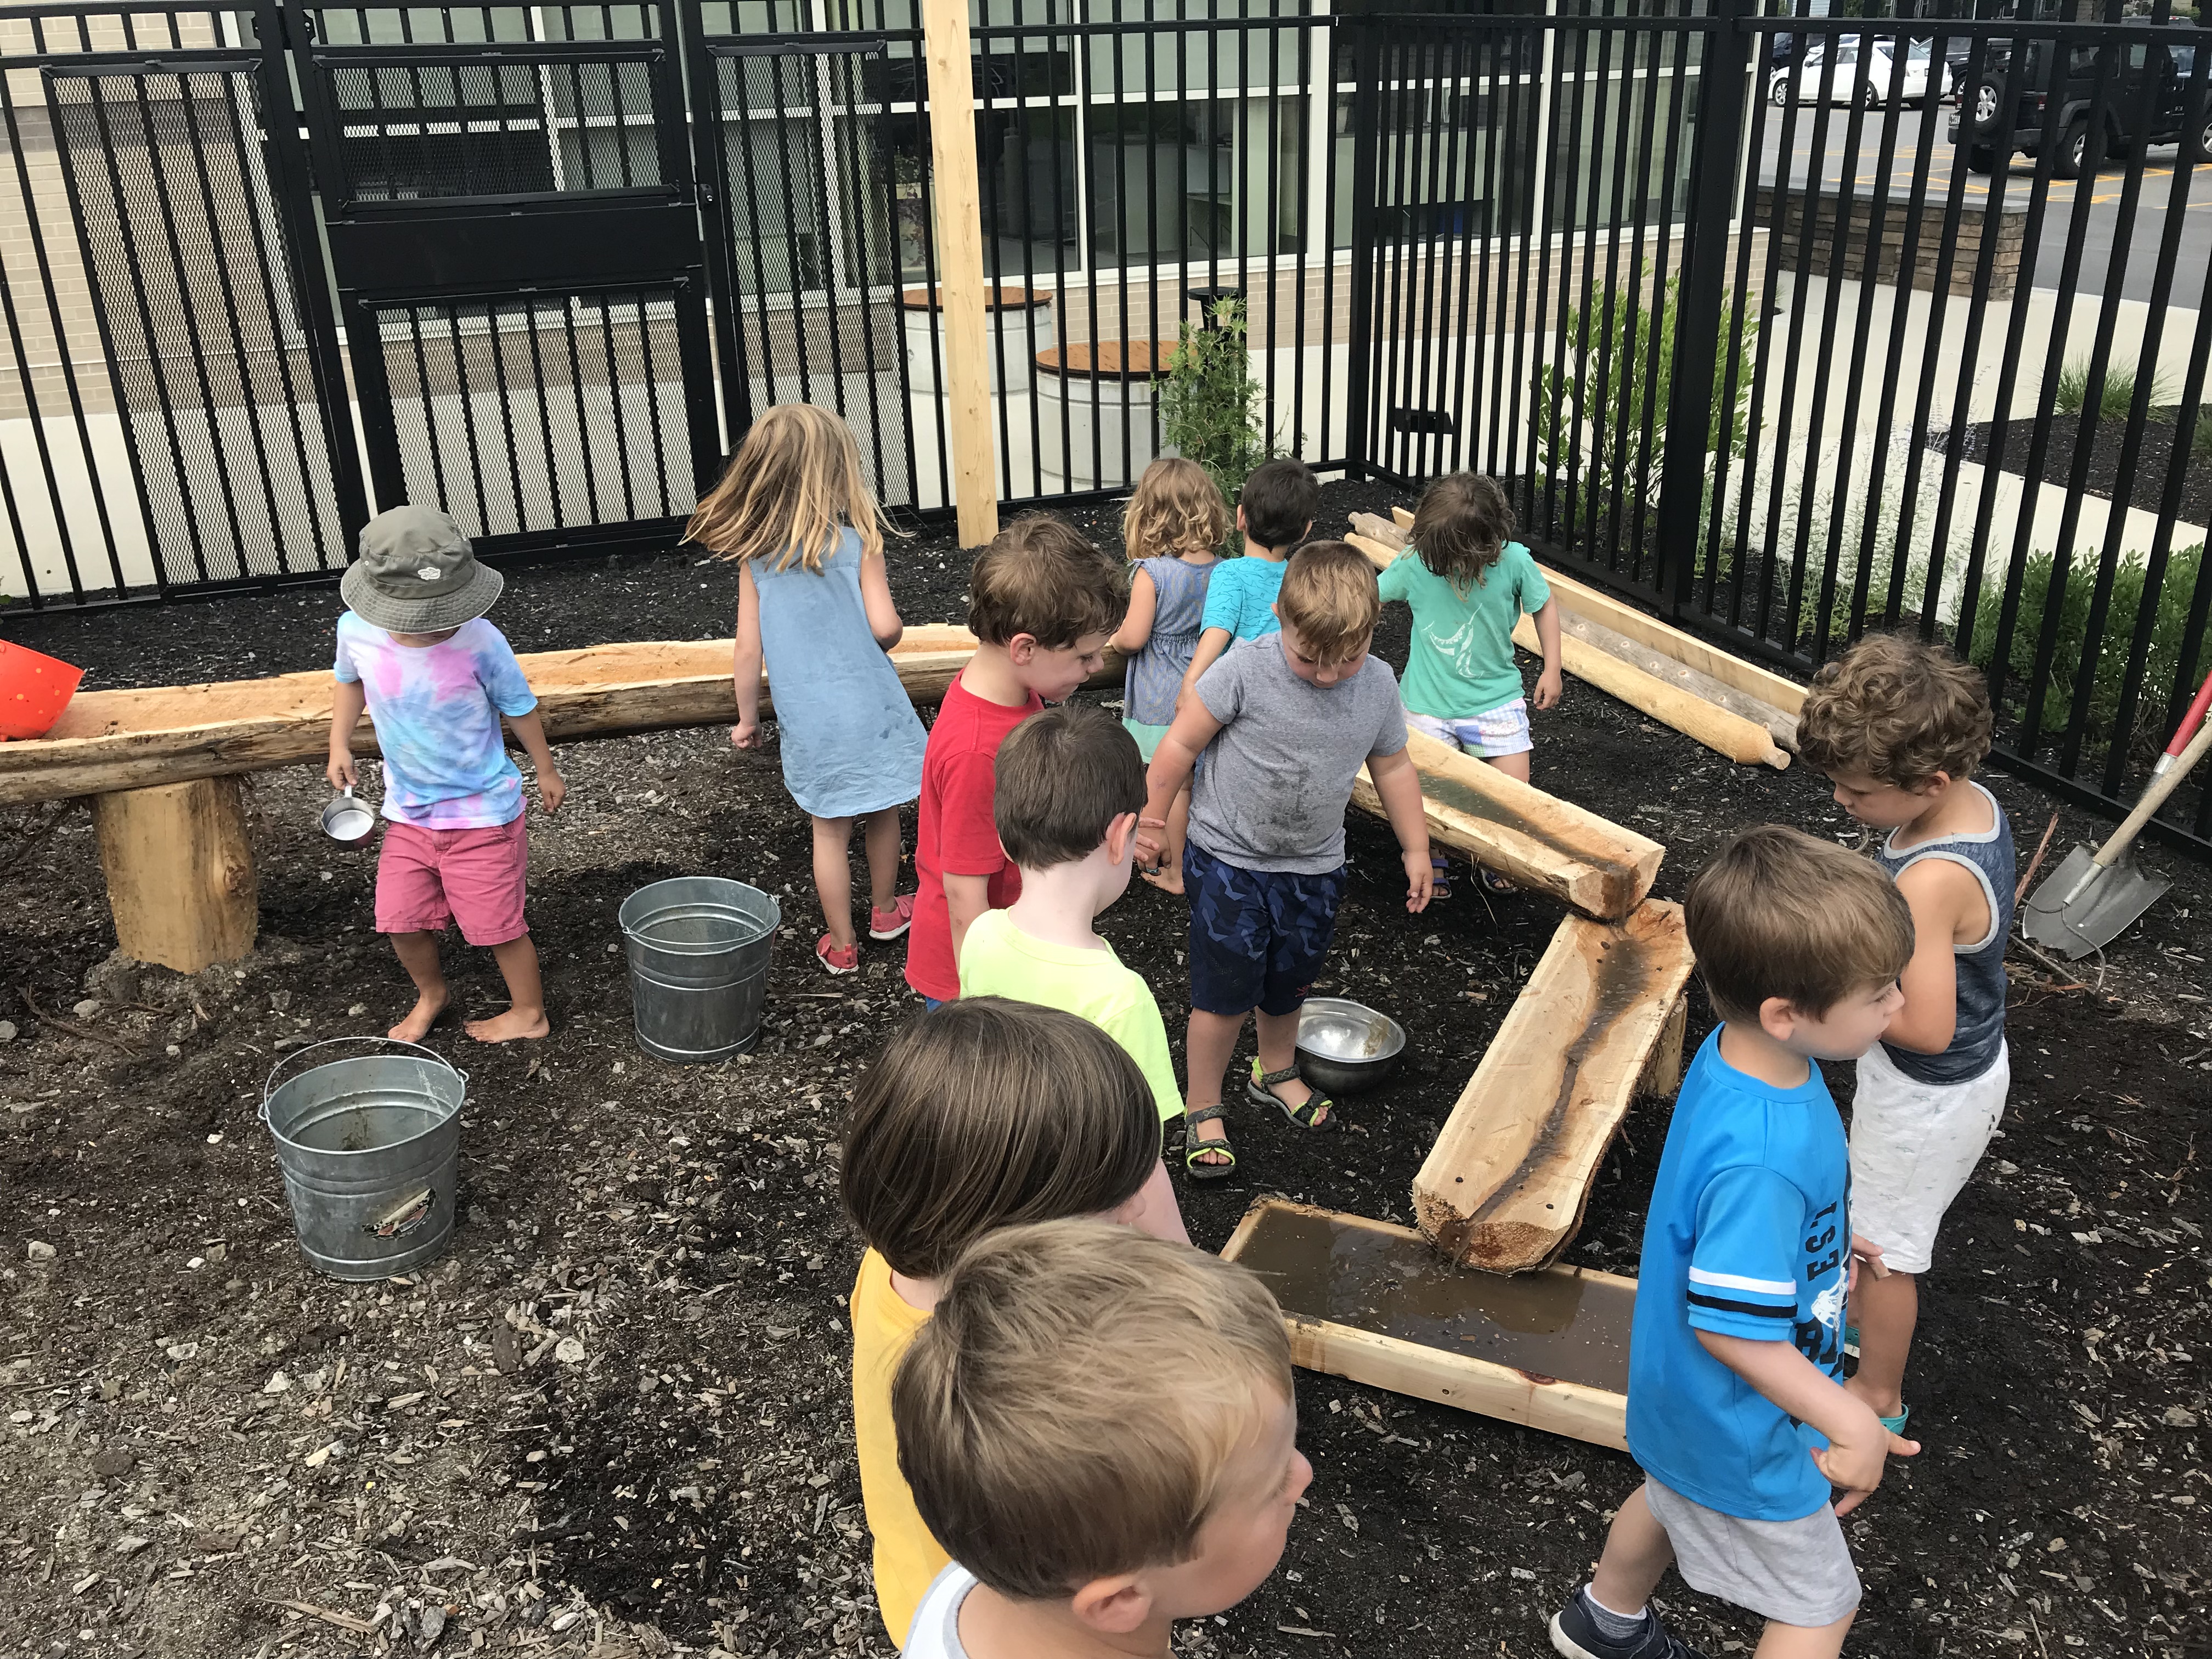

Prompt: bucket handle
[261,1035,466,1125]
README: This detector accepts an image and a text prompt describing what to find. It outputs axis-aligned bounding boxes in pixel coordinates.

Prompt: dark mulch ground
[3,479,2208,1659]
[1933,408,2212,531]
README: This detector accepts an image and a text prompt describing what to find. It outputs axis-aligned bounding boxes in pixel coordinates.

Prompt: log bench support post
[92,777,258,973]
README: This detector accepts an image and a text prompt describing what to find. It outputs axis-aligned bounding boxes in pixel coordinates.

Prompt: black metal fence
[2,0,2207,853]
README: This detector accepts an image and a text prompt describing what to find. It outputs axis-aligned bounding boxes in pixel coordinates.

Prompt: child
[1109,458,1228,894]
[842,1000,1188,1647]
[1552,826,1920,1659]
[959,703,1185,1128]
[1175,458,1321,705]
[905,514,1125,1008]
[1795,633,2014,1438]
[691,404,928,975]
[325,505,564,1045]
[1137,541,1434,1178]
[892,1218,1306,1659]
[1379,472,1562,895]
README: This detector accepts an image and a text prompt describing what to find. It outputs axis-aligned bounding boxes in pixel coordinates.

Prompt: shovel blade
[2021,845,2170,958]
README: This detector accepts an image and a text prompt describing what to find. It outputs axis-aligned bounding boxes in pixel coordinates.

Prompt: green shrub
[1968,541,2206,747]
[1158,297,1273,510]
[2050,356,2175,420]
[2191,406,2212,464]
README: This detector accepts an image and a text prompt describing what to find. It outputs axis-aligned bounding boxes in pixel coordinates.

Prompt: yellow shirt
[955,909,1184,1122]
[850,1248,943,1649]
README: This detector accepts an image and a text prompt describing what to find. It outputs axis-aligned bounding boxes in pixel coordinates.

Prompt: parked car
[1951,30,2212,176]
[1770,36,1951,109]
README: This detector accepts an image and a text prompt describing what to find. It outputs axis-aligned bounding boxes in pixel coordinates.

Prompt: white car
[1770,37,1950,109]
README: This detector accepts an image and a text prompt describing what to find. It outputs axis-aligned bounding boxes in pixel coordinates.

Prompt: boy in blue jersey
[1552,827,1922,1659]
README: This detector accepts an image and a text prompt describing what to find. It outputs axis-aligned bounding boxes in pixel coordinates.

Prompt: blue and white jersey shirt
[1626,1027,1851,1522]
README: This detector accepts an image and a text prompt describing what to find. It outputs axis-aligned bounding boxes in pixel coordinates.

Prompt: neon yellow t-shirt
[956,909,1184,1122]
[850,1249,943,1649]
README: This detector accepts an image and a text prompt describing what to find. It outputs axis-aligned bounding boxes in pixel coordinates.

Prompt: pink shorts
[375,815,529,946]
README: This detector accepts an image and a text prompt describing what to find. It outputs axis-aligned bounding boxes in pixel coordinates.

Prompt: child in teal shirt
[1175,459,1321,706]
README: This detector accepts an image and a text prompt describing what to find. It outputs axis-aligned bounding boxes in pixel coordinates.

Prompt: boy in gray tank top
[1797,635,2016,1444]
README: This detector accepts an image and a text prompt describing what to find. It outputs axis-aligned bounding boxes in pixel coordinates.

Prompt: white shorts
[1404,698,1532,758]
[1848,1040,2008,1275]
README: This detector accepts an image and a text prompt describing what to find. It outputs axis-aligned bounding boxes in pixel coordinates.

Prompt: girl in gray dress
[690,405,928,975]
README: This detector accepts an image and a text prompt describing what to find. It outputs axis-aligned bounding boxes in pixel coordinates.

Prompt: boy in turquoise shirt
[1175,458,1321,704]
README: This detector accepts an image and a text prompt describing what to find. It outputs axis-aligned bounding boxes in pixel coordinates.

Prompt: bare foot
[1139,867,1187,896]
[1189,1116,1233,1169]
[464,1007,551,1043]
[389,989,449,1043]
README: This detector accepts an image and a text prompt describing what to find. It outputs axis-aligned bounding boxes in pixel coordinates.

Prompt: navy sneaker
[1550,1591,1711,1659]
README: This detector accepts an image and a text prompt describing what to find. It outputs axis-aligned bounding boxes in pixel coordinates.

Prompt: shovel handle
[2160,667,2212,765]
[2089,713,2212,874]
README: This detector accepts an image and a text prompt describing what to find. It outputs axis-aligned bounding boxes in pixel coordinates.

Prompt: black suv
[1950,29,2212,176]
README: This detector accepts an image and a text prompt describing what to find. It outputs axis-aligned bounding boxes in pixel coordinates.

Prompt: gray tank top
[1875,780,2014,1085]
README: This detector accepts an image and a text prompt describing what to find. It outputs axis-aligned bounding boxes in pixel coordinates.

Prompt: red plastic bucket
[0,640,84,740]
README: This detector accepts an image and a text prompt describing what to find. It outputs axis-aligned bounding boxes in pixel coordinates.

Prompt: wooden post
[92,777,257,973]
[922,0,999,550]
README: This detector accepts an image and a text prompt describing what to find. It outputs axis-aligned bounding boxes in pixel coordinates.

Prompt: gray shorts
[1645,1477,1861,1629]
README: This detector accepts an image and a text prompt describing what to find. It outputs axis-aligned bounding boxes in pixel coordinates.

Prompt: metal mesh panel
[46,67,348,586]
[374,289,697,539]
[709,47,910,509]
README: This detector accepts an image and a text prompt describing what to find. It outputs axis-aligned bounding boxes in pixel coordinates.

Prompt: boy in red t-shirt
[906,515,1127,1006]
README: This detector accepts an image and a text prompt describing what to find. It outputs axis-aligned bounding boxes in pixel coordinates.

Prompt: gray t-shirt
[1187,633,1409,874]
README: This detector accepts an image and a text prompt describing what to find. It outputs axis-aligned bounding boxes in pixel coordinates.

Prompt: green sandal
[1248,1060,1338,1132]
[1182,1104,1239,1180]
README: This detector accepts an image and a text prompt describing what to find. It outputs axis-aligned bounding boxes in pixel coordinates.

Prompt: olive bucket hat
[340,505,504,634]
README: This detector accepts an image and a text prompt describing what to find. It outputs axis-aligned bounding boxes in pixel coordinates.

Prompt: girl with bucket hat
[325,505,565,1043]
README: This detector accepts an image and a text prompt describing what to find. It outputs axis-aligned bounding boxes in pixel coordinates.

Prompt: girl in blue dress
[690,405,928,975]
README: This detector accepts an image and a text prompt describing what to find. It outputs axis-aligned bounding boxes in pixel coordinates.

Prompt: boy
[1552,826,1921,1659]
[1796,633,2013,1437]
[892,1218,1307,1659]
[1137,541,1434,1178]
[960,703,1184,1132]
[1176,458,1322,703]
[325,505,565,1045]
[905,514,1125,1008]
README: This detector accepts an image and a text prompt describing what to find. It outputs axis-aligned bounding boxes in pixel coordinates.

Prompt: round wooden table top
[1033,340,1182,380]
[898,284,1054,311]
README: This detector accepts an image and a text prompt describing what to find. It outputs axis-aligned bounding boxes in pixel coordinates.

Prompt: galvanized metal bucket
[618,876,780,1064]
[261,1037,464,1280]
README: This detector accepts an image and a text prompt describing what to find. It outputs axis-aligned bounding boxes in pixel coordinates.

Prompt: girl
[840,998,1187,1648]
[1109,456,1228,895]
[690,404,927,974]
[1376,472,1562,895]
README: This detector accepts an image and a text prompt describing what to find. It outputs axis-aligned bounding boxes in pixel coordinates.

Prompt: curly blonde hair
[684,403,898,574]
[1797,633,1994,791]
[1121,456,1229,563]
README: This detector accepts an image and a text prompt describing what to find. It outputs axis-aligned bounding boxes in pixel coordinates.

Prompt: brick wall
[1752,184,2028,302]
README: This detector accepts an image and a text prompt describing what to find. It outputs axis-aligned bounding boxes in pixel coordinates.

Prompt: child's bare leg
[1483,749,1532,783]
[466,935,550,1043]
[387,932,449,1042]
[811,814,858,949]
[1588,1485,1675,1616]
[1845,1267,1918,1419]
[1755,1612,1855,1659]
[1254,1006,1324,1122]
[1184,1008,1246,1167]
[860,806,902,913]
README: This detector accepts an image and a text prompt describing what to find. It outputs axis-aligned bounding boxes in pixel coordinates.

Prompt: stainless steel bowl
[1294,997,1406,1095]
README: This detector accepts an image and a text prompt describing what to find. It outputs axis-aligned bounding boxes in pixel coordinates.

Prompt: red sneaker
[868,893,917,941]
[815,934,860,975]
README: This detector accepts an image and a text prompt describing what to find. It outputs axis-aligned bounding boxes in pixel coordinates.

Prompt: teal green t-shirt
[1376,540,1551,721]
[1199,554,1287,642]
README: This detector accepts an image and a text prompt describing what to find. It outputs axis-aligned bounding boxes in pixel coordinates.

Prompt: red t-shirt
[904,676,1043,1000]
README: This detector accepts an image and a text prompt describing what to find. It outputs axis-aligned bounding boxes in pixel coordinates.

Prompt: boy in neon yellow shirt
[958,703,1186,1129]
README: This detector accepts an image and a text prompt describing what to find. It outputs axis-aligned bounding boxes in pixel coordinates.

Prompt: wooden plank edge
[1223,1197,1639,1293]
[1511,614,1790,770]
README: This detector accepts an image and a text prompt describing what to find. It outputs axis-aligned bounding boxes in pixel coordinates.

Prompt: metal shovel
[2022,669,2212,958]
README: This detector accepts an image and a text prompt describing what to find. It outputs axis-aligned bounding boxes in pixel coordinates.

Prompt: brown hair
[1122,457,1230,563]
[1238,458,1321,552]
[995,704,1146,871]
[684,403,896,573]
[967,513,1128,648]
[1685,825,1914,1024]
[1410,472,1516,590]
[893,1218,1293,1600]
[1797,633,1995,791]
[839,1000,1160,1280]
[1275,540,1381,665]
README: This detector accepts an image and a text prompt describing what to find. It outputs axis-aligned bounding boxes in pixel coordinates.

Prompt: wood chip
[271,1600,378,1634]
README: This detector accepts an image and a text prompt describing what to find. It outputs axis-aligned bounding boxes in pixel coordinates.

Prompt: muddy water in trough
[1231,1204,1635,1393]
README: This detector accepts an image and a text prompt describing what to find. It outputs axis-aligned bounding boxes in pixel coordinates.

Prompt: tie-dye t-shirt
[334,612,538,829]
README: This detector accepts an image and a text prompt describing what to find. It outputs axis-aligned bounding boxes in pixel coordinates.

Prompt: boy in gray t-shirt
[1136,541,1435,1181]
